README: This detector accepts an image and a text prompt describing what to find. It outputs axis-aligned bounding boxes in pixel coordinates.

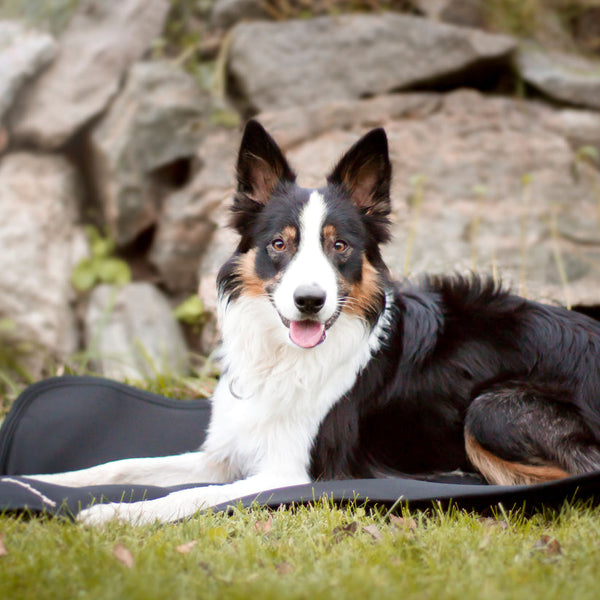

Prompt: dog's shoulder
[392,273,527,366]
[420,273,514,311]
[397,273,518,321]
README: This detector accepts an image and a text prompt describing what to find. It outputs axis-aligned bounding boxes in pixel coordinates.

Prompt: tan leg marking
[465,434,570,486]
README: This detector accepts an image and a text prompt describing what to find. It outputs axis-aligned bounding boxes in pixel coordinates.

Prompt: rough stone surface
[0,153,83,374]
[227,13,516,113]
[85,282,189,381]
[150,130,237,292]
[211,0,270,28]
[9,0,170,148]
[540,107,600,156]
[517,44,600,110]
[0,21,56,122]
[90,61,213,246]
[257,93,442,151]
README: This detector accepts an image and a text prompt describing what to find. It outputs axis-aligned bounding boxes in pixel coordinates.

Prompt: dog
[29,120,600,525]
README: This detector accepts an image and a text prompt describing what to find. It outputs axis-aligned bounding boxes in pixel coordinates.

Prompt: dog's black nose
[294,285,326,314]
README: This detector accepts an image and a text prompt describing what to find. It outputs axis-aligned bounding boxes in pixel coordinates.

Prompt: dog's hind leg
[464,381,600,485]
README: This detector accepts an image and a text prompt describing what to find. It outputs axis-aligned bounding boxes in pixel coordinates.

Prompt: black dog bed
[1,376,599,519]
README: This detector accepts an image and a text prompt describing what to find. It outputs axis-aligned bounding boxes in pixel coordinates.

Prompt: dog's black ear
[327,128,392,218]
[236,120,296,205]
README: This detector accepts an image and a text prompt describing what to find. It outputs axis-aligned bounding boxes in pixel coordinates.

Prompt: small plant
[470,184,488,271]
[403,174,426,277]
[174,295,206,333]
[0,318,34,404]
[549,202,572,309]
[519,173,533,297]
[71,226,131,293]
[572,145,600,226]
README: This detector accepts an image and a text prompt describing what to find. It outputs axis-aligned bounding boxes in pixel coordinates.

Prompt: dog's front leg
[78,472,310,526]
[23,451,230,488]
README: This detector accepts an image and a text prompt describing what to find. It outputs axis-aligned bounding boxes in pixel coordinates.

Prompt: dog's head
[218,120,392,349]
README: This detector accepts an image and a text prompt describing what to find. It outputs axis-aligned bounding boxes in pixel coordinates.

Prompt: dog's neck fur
[203,290,393,481]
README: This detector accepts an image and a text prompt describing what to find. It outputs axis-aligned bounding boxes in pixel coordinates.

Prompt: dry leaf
[389,515,417,532]
[0,533,7,558]
[362,524,383,541]
[176,540,198,554]
[254,516,272,534]
[534,534,562,556]
[332,522,358,542]
[276,562,295,575]
[478,517,509,530]
[198,561,213,574]
[113,543,134,568]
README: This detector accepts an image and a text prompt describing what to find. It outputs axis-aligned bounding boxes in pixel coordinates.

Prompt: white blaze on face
[273,191,339,333]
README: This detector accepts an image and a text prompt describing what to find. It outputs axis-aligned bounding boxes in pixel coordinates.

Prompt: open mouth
[289,320,326,349]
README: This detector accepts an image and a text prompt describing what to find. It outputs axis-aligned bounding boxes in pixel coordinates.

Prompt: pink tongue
[289,320,325,348]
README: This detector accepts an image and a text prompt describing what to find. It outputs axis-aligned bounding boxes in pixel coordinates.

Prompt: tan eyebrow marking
[343,258,382,316]
[323,224,338,240]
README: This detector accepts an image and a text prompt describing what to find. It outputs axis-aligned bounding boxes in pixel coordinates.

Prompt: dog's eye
[333,240,349,253]
[271,238,286,252]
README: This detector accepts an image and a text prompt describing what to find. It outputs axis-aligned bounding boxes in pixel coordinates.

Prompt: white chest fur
[202,295,375,481]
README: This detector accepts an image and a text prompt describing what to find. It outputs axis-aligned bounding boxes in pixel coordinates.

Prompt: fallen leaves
[332,521,358,542]
[176,540,198,554]
[389,515,418,532]
[254,516,273,535]
[331,516,420,544]
[112,543,134,569]
[362,524,383,541]
[533,534,563,557]
[478,517,509,530]
[275,562,295,575]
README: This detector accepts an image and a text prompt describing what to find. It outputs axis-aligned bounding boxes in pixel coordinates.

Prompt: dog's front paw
[77,492,210,526]
[77,501,148,526]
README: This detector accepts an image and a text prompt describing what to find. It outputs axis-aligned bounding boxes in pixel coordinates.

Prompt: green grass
[2,501,600,599]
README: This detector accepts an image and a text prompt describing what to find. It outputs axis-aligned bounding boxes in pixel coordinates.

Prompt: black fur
[310,276,600,480]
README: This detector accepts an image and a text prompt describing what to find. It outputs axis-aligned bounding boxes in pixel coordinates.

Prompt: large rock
[89,61,213,246]
[517,44,600,111]
[85,282,189,381]
[9,0,170,149]
[149,130,238,292]
[0,21,56,121]
[0,153,84,374]
[227,13,516,113]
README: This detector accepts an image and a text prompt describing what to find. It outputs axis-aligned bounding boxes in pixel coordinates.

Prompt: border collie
[30,120,600,525]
